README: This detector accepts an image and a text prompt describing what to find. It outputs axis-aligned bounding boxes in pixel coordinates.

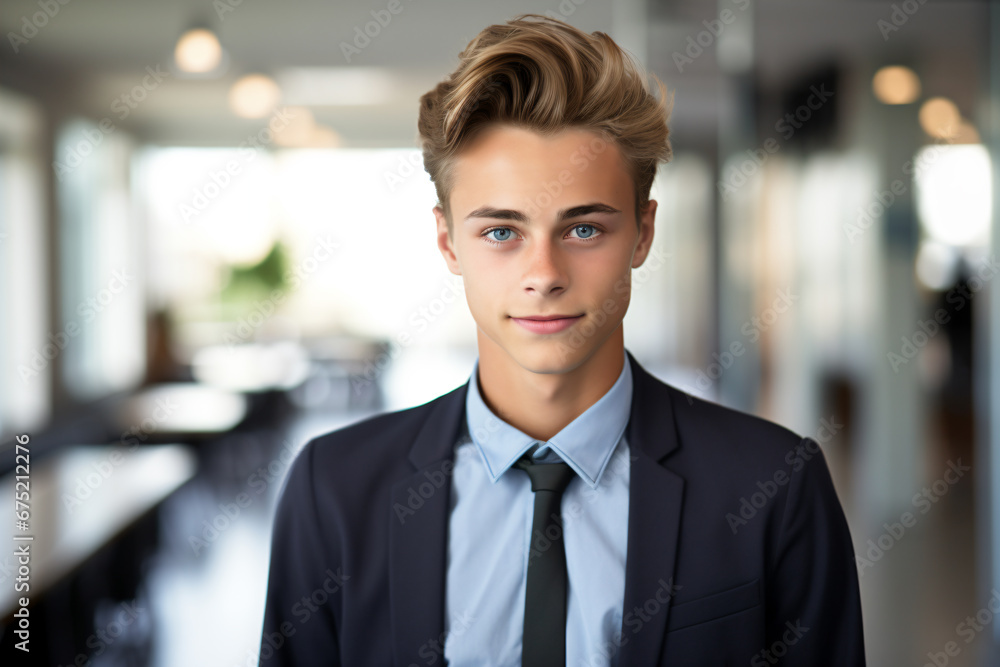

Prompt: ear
[631,199,658,268]
[434,205,462,275]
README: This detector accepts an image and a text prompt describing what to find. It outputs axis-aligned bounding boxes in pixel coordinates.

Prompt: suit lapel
[388,382,467,666]
[616,350,685,666]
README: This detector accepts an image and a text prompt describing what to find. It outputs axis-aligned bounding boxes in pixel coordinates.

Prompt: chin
[506,336,597,375]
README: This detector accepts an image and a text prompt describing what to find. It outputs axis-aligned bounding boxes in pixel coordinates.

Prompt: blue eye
[481,226,519,246]
[480,223,602,247]
[570,224,601,241]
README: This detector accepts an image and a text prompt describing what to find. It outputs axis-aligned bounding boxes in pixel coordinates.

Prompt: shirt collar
[463,347,633,490]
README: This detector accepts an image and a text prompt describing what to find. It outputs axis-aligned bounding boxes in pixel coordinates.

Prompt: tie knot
[514,446,576,494]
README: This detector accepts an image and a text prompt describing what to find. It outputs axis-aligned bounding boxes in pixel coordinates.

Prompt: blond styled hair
[417,13,674,230]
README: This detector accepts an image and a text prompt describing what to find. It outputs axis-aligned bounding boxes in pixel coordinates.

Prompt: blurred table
[189,337,390,412]
[113,383,248,439]
[190,342,311,393]
[0,443,197,621]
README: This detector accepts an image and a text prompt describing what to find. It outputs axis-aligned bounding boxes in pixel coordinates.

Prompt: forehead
[449,124,632,213]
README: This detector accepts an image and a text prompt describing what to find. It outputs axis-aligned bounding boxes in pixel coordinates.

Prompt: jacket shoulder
[660,382,813,472]
[669,384,804,442]
[296,382,465,473]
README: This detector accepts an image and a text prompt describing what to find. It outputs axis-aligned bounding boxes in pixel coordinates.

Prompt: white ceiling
[0,0,988,148]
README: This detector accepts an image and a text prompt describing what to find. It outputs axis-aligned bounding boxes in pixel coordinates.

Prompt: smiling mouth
[510,314,584,321]
[509,314,585,334]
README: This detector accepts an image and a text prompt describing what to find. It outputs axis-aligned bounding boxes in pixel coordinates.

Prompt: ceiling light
[919,97,961,139]
[872,65,920,105]
[953,121,981,145]
[229,74,282,118]
[273,107,343,148]
[175,28,223,74]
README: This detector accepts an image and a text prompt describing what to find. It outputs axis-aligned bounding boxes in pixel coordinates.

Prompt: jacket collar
[464,347,633,489]
[390,348,684,666]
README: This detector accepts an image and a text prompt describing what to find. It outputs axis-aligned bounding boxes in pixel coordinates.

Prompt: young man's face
[434,123,657,375]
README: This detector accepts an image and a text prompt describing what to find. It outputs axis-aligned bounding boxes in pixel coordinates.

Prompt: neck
[475,328,626,442]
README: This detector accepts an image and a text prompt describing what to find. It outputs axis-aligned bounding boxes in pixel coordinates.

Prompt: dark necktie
[513,443,576,667]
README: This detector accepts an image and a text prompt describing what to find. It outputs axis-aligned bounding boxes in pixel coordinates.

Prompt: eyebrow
[463,202,622,224]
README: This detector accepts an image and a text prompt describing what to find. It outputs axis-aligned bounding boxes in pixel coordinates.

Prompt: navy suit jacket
[259,350,866,665]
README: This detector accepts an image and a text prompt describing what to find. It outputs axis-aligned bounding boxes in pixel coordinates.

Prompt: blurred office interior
[0,0,998,664]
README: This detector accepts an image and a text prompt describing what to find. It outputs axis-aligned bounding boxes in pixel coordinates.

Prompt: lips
[514,314,582,321]
[510,314,584,334]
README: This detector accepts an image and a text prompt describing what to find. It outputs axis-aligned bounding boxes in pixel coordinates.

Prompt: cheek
[461,252,498,287]
[461,246,514,292]
[580,252,631,294]
[460,271,502,321]
[457,238,502,269]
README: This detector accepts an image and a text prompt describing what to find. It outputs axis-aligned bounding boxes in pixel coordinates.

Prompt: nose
[521,237,568,296]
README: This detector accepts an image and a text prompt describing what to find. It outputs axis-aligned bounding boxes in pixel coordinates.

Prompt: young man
[259,13,866,666]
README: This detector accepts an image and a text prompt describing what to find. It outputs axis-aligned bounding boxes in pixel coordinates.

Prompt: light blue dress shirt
[443,347,633,666]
